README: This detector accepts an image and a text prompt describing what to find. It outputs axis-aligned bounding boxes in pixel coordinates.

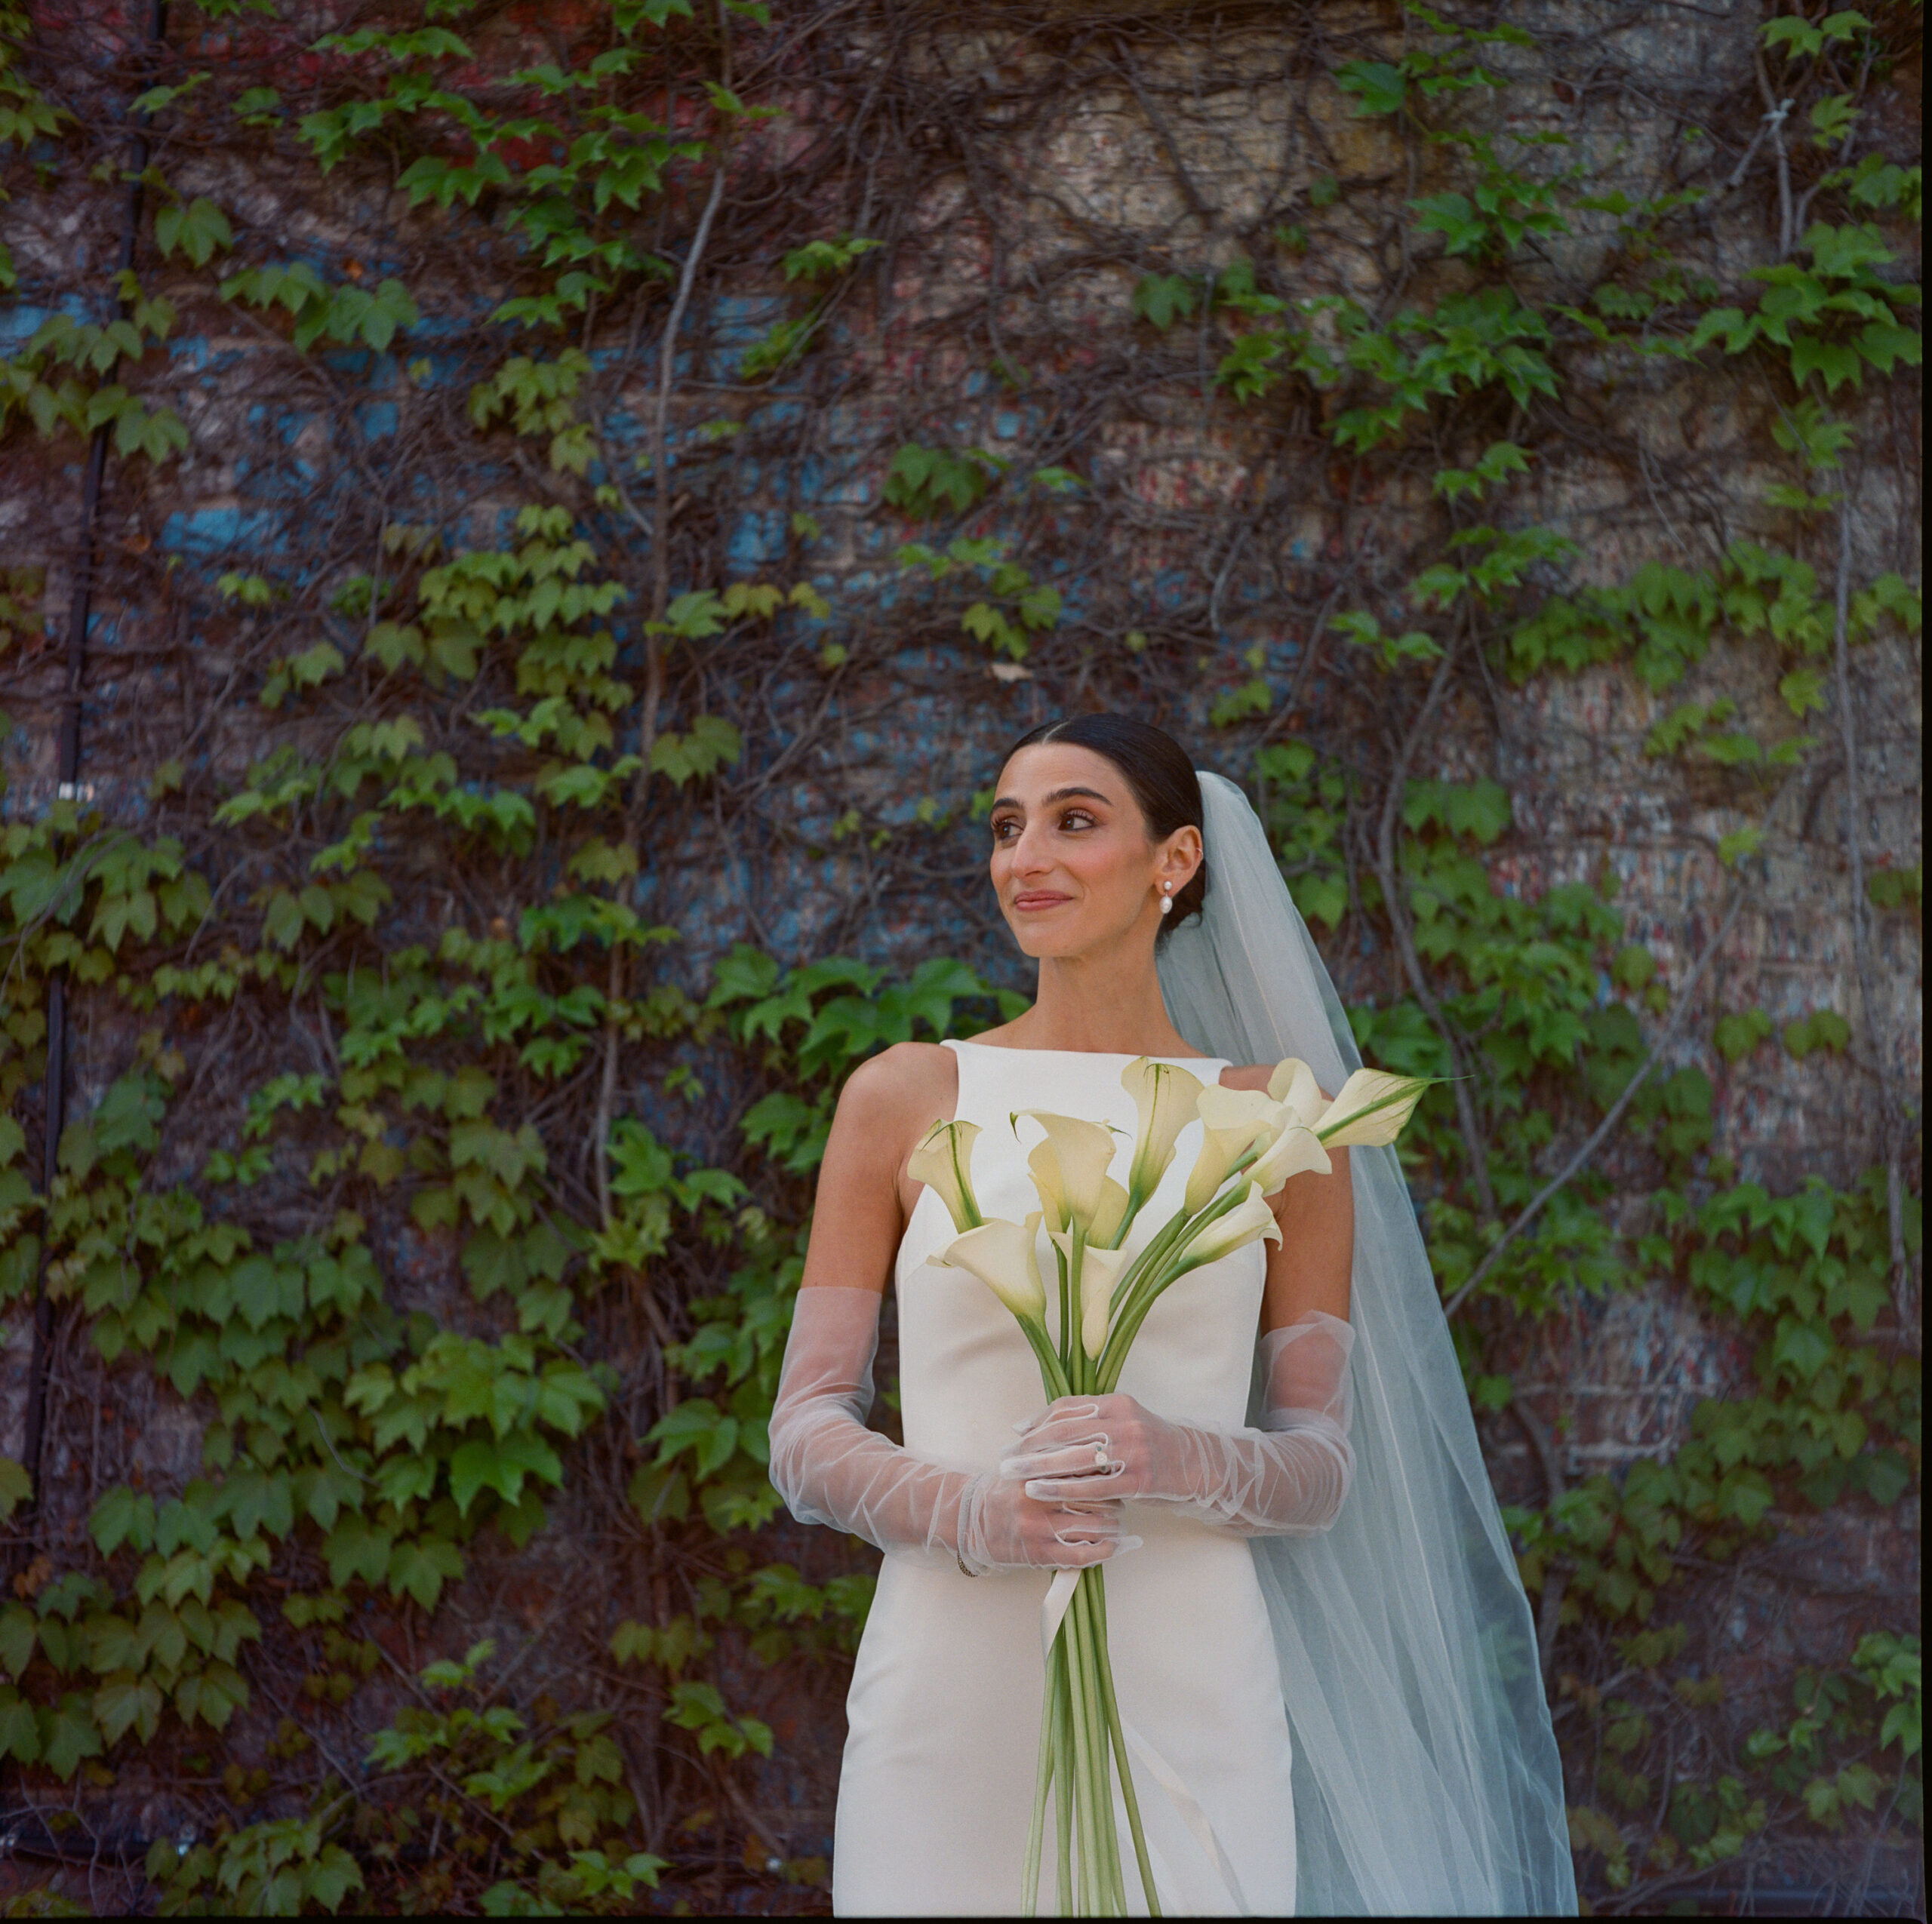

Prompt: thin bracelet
[956,1554,979,1578]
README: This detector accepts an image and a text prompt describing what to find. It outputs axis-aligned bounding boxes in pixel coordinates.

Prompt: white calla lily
[1194,1082,1278,1135]
[1051,1232,1131,1360]
[938,1212,1047,1321]
[1184,1122,1268,1216]
[1120,1057,1204,1207]
[1247,1120,1331,1195]
[1177,1182,1283,1269]
[1015,1110,1121,1235]
[1315,1068,1431,1146]
[1266,1057,1325,1129]
[1026,1139,1126,1240]
[1026,1138,1070,1232]
[1185,1083,1279,1214]
[1089,1178,1131,1249]
[908,1118,983,1232]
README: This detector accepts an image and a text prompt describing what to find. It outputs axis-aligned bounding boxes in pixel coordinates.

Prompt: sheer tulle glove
[1001,1310,1358,1538]
[767,1285,1135,1574]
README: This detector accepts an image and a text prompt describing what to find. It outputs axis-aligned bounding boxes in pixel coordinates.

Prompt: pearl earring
[1159,884,1173,916]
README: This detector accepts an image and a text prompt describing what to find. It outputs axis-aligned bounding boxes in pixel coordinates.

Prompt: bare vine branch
[1833,490,1913,1332]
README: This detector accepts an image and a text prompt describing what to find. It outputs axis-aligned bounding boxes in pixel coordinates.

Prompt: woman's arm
[795,1041,955,1298]
[1217,1061,1354,1333]
[768,1043,1134,1572]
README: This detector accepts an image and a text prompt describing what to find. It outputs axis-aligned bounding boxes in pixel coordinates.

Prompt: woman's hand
[1000,1321,1358,1539]
[958,1468,1137,1572]
[1001,1394,1193,1504]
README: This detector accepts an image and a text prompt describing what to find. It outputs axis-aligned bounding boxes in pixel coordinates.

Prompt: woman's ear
[1158,825,1203,891]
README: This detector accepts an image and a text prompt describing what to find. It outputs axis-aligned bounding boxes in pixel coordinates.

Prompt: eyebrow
[989,785,1115,812]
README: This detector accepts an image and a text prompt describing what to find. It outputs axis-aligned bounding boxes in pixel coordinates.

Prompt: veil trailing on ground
[1158,771,1577,1916]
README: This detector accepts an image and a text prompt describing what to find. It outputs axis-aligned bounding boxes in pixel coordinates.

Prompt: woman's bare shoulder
[1218,1060,1337,1102]
[1217,1061,1274,1092]
[839,1040,959,1131]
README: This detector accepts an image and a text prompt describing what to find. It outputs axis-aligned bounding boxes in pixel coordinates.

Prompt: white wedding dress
[832,1039,1297,1916]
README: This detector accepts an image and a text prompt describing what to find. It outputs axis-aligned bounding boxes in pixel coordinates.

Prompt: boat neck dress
[830,1038,1298,1917]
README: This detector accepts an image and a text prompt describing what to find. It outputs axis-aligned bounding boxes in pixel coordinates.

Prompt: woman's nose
[1010,822,1054,874]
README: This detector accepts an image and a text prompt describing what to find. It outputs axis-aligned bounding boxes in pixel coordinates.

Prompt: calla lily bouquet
[912,1056,1429,1916]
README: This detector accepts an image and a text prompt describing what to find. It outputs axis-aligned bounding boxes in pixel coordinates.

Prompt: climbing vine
[0,0,1919,1913]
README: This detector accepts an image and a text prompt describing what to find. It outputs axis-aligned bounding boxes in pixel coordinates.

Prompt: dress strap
[938,1037,997,1130]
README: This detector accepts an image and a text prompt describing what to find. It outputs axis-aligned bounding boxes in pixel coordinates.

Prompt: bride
[767,715,1575,1916]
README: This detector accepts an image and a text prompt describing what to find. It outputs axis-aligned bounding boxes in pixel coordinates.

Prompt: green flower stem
[1096,1182,1248,1387]
[1085,1213,1190,1382]
[1054,1644,1075,1916]
[1095,1264,1174,1394]
[1066,1578,1103,1912]
[1053,1238,1072,1383]
[1021,1195,1226,1913]
[1020,1314,1072,1402]
[1081,1615,1112,1913]
[1063,1580,1106,1913]
[1097,1269,1186,1395]
[1068,1227,1090,1397]
[953,1134,986,1227]
[1075,1573,1127,1913]
[1104,1179,1147,1252]
[1056,1610,1083,1905]
[1097,1247,1223,1392]
[1091,1568,1161,1916]
[1024,1642,1055,1916]
[1112,1180,1243,1328]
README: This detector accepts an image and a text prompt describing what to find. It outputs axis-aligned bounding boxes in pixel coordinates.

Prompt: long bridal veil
[1158,771,1577,1916]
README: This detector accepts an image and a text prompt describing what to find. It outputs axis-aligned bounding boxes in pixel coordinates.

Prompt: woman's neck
[992,944,1202,1056]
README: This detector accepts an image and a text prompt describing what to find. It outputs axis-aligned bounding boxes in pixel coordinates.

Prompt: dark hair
[1005,714,1208,936]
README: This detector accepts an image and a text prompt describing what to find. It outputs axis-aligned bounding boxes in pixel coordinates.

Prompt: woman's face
[988,744,1201,960]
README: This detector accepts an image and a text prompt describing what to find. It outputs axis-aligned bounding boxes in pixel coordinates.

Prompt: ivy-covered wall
[0,0,1921,1913]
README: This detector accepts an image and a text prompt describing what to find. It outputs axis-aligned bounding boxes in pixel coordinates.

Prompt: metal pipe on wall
[18,0,169,1538]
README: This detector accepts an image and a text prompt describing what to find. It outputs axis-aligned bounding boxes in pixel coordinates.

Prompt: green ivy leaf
[0,1686,36,1763]
[93,1669,165,1745]
[154,196,233,269]
[1714,1010,1773,1062]
[1770,1318,1834,1382]
[220,1468,296,1542]
[90,1486,155,1556]
[1132,273,1198,330]
[448,1432,563,1516]
[323,1514,394,1589]
[0,1604,36,1680]
[1789,333,1865,392]
[649,715,743,786]
[1334,59,1406,117]
[386,1535,464,1611]
[38,1693,103,1778]
[174,1660,248,1730]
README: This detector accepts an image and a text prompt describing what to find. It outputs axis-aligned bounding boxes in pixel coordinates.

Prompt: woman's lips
[1011,891,1072,911]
